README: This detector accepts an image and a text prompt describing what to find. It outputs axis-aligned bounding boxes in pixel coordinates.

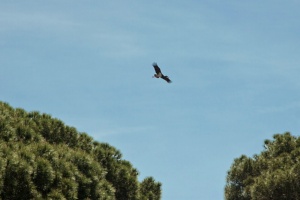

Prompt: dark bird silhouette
[152,62,172,83]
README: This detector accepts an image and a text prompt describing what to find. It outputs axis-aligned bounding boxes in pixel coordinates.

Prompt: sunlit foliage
[225,132,300,200]
[0,102,161,199]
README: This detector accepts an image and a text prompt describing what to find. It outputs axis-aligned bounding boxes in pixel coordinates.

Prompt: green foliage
[139,177,162,200]
[0,101,161,199]
[225,132,300,200]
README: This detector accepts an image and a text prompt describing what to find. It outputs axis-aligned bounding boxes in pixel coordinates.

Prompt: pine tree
[0,101,162,199]
[225,132,300,200]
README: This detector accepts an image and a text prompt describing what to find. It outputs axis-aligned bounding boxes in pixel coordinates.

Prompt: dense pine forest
[0,101,161,199]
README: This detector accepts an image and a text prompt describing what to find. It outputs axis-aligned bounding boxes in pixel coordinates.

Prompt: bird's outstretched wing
[152,62,161,74]
[162,76,172,83]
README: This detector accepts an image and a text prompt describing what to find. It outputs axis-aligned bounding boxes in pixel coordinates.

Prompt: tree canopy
[0,101,161,199]
[225,132,300,200]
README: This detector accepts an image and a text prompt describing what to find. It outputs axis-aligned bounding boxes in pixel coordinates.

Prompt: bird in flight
[152,62,172,83]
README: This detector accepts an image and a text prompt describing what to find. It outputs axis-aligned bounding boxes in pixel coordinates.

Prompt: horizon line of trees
[3,101,297,200]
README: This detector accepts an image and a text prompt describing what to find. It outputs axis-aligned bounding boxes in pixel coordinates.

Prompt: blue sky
[1,1,300,199]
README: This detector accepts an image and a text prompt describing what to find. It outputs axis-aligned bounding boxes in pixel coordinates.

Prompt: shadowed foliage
[0,101,161,199]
